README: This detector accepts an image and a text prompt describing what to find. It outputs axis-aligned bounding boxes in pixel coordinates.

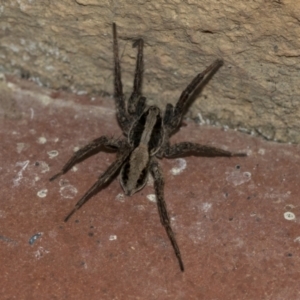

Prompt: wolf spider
[50,23,246,272]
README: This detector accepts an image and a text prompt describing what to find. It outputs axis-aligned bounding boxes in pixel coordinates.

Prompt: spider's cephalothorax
[50,23,246,272]
[121,106,164,195]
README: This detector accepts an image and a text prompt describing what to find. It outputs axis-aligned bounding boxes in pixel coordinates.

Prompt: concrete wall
[1,0,300,142]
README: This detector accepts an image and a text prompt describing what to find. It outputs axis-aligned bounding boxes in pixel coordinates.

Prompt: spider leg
[166,59,223,131]
[163,142,247,158]
[150,158,184,272]
[135,96,146,116]
[113,23,130,131]
[163,103,174,126]
[64,145,132,222]
[49,136,123,181]
[128,38,144,115]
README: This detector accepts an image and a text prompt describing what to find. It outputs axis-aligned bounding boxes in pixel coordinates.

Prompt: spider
[50,23,247,272]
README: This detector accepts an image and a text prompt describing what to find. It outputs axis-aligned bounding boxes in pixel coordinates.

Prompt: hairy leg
[113,23,130,131]
[163,142,247,158]
[150,158,184,271]
[64,145,132,222]
[166,59,223,132]
[135,96,146,116]
[49,136,123,181]
[128,38,144,115]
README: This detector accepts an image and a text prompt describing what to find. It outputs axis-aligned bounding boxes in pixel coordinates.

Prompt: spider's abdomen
[120,106,164,195]
[120,145,149,195]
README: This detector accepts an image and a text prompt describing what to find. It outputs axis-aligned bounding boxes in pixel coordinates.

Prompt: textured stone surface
[0,1,300,143]
[1,76,300,299]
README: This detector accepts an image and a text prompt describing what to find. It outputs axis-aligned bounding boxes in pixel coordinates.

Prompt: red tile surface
[1,76,300,299]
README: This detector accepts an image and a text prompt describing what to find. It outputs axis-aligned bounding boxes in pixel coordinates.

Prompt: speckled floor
[1,75,300,299]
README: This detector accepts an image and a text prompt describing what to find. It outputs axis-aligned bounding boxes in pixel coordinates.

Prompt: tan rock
[1,0,299,142]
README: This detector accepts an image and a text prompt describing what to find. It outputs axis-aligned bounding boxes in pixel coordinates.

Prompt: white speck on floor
[284,211,295,221]
[109,235,117,241]
[147,194,157,203]
[13,160,29,186]
[116,193,125,202]
[226,169,251,186]
[37,136,47,144]
[37,189,48,198]
[170,158,187,175]
[202,202,212,213]
[47,150,59,159]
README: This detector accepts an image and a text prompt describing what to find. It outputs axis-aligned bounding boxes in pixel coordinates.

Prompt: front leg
[150,158,184,271]
[163,142,247,158]
[167,59,223,132]
[113,23,130,131]
[49,136,123,181]
[128,38,144,115]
